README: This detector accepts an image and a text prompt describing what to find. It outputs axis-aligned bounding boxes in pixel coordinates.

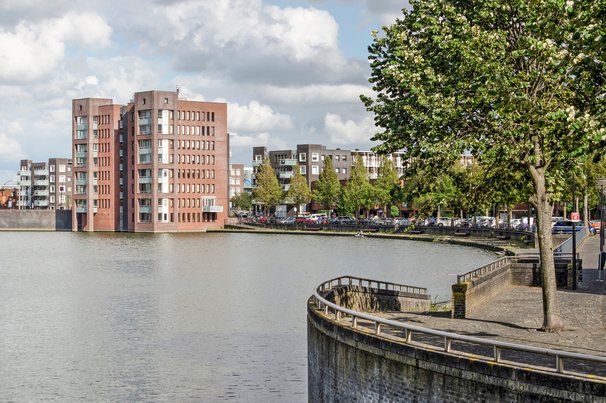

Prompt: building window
[300,165,306,175]
[334,155,340,161]
[164,98,169,104]
[342,168,347,174]
[311,153,319,162]
[299,153,306,162]
[342,155,347,161]
[311,165,319,175]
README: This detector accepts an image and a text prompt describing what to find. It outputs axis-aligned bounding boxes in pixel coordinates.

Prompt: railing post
[336,311,341,321]
[375,322,382,335]
[324,305,329,315]
[445,337,452,353]
[352,316,357,328]
[494,346,501,362]
[556,356,564,373]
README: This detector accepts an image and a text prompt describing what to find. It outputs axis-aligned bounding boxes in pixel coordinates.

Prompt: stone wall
[328,285,431,313]
[0,210,71,231]
[308,301,605,402]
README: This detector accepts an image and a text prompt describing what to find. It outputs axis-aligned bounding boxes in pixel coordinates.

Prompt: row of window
[137,211,217,224]
[136,140,216,153]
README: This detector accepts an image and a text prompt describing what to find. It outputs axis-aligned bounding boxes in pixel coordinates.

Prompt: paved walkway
[380,235,606,359]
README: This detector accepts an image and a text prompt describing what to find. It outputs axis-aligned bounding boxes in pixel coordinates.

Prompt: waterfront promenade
[381,235,606,358]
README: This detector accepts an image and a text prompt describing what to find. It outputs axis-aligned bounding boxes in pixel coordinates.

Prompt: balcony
[139,117,151,126]
[19,180,31,186]
[202,205,224,213]
[252,160,262,167]
[76,123,88,131]
[75,131,87,139]
[279,172,293,179]
[76,207,87,213]
[138,206,152,214]
[33,190,49,197]
[33,200,49,207]
[33,170,49,176]
[75,179,87,186]
[279,159,297,166]
[139,176,153,184]
[19,171,31,177]
[76,151,87,158]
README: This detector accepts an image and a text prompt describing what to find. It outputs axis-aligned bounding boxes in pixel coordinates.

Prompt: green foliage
[287,164,312,208]
[362,0,606,330]
[342,155,373,217]
[230,192,252,211]
[374,157,401,214]
[313,156,341,209]
[253,159,283,214]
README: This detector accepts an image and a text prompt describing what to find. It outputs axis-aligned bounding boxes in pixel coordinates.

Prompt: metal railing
[318,275,428,296]
[312,277,606,379]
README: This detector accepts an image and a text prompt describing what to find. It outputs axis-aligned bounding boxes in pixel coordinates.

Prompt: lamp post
[596,178,606,280]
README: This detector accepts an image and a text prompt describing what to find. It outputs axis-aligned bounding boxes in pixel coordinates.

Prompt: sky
[0,0,410,185]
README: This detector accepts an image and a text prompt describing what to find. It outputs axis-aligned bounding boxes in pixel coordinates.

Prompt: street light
[571,174,577,290]
[595,178,606,280]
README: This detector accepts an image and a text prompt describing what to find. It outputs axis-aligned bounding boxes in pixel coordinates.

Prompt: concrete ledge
[308,301,606,402]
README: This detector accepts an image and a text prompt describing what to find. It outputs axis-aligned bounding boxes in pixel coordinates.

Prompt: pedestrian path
[380,234,605,358]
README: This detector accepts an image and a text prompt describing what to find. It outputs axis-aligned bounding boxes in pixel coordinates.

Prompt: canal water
[0,232,495,401]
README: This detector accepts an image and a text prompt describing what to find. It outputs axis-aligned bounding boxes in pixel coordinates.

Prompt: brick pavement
[381,235,606,358]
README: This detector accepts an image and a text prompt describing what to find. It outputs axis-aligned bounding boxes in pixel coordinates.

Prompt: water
[0,232,495,401]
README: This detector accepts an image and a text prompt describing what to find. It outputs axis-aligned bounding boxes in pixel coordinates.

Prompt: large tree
[253,159,283,217]
[362,0,606,331]
[287,164,313,213]
[314,156,341,211]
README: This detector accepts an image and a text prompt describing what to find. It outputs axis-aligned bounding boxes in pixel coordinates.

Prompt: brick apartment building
[72,90,228,232]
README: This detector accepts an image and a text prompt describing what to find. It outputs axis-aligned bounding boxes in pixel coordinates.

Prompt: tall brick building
[72,90,228,232]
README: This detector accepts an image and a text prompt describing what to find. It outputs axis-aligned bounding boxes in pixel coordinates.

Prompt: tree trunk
[530,166,564,332]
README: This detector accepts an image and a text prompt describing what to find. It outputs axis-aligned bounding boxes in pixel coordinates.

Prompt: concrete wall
[328,285,431,313]
[308,302,605,402]
[0,210,71,231]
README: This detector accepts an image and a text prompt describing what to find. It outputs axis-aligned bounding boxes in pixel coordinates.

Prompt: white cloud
[325,112,376,144]
[0,133,24,160]
[262,84,373,105]
[230,132,271,148]
[229,101,294,132]
[0,12,111,84]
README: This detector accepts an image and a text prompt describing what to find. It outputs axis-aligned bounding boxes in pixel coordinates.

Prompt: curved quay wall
[308,283,605,403]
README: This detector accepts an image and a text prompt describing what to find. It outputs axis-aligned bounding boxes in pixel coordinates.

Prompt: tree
[253,159,283,216]
[287,164,312,213]
[230,192,252,212]
[362,0,606,331]
[314,156,341,211]
[375,156,401,216]
[342,155,372,218]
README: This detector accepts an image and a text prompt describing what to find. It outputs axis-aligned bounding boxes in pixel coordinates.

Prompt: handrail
[457,252,580,284]
[318,275,428,296]
[312,279,606,379]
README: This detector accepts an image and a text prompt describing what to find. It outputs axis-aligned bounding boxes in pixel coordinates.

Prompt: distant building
[251,144,407,216]
[252,144,406,191]
[229,163,245,201]
[18,158,72,210]
[72,89,229,232]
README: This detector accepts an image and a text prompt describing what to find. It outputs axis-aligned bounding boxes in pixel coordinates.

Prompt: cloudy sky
[0,0,409,184]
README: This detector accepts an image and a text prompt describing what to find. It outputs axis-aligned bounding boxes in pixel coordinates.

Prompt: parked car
[552,220,582,234]
[332,216,357,225]
[278,216,296,225]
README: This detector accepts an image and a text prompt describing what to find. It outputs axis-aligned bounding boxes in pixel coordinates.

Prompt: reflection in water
[0,232,494,401]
